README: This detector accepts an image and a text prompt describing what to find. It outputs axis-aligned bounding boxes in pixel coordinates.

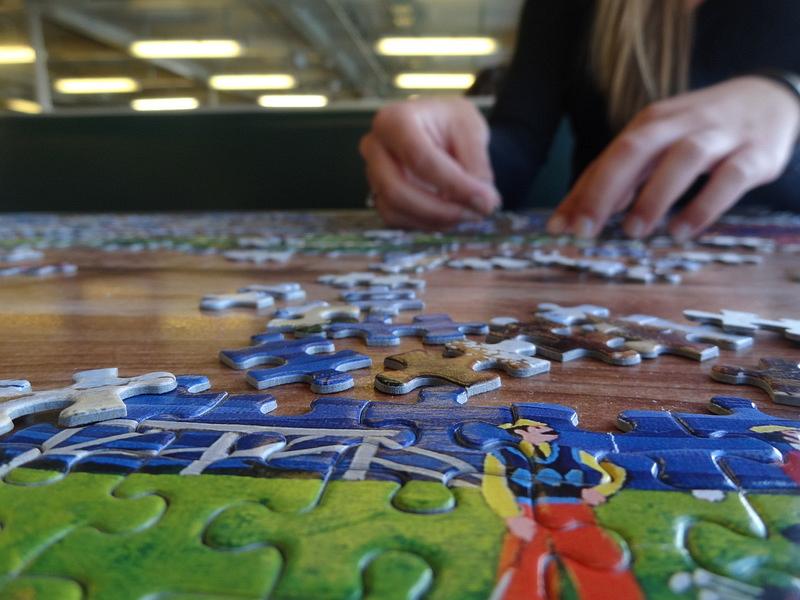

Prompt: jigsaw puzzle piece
[340,287,417,303]
[616,407,783,491]
[329,313,488,346]
[683,309,763,333]
[443,339,550,377]
[205,479,504,600]
[535,303,610,325]
[238,282,306,301]
[361,550,432,600]
[0,471,165,577]
[489,316,641,366]
[266,303,360,335]
[199,291,275,311]
[588,315,719,361]
[319,272,425,289]
[0,368,178,434]
[347,387,513,485]
[0,576,83,600]
[621,314,753,350]
[375,349,501,397]
[711,357,800,406]
[19,473,327,599]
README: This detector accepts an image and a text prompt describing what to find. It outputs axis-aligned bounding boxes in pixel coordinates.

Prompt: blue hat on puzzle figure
[457,418,552,451]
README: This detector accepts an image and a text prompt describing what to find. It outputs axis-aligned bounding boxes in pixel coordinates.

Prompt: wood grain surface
[0,234,798,433]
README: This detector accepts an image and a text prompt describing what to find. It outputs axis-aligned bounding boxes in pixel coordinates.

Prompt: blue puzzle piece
[349,298,425,316]
[220,335,372,393]
[123,374,226,424]
[340,288,417,302]
[328,313,488,346]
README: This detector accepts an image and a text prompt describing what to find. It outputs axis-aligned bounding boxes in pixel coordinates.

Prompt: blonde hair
[591,0,695,130]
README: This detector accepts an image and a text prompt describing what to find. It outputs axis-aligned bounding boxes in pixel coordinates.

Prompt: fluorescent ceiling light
[0,45,36,64]
[130,39,241,59]
[131,97,199,112]
[258,94,328,108]
[377,37,497,56]
[55,77,140,94]
[209,74,296,90]
[394,73,476,90]
[6,98,41,114]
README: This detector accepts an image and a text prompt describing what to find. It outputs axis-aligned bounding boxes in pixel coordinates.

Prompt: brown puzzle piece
[586,315,719,361]
[489,316,641,366]
[375,349,501,396]
[711,357,800,406]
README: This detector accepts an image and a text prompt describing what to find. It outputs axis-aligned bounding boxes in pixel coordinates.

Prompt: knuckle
[719,159,753,187]
[674,136,713,161]
[636,102,669,124]
[613,132,649,159]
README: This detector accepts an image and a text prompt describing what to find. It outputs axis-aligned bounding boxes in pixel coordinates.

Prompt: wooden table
[1,220,796,433]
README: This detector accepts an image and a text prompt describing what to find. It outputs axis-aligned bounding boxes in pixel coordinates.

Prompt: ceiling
[0,0,523,113]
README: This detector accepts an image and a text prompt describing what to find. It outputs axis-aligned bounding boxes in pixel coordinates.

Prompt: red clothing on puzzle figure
[496,503,643,600]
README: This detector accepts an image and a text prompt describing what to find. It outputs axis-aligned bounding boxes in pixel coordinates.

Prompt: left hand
[547,76,800,240]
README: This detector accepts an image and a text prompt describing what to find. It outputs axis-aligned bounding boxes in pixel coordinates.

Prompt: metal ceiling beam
[266,0,390,97]
[41,3,213,84]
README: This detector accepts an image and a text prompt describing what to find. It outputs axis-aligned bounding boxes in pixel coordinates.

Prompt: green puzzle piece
[0,471,504,600]
[595,490,795,599]
[16,471,325,599]
[206,479,504,600]
[688,494,800,591]
[0,470,165,582]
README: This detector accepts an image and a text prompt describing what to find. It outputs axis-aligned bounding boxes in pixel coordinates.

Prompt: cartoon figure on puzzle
[482,419,642,600]
[750,424,800,485]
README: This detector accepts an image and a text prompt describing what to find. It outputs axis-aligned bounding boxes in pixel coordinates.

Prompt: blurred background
[0,0,569,211]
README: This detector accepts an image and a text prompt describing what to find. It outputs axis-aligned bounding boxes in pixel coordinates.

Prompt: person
[481,419,640,599]
[360,0,800,239]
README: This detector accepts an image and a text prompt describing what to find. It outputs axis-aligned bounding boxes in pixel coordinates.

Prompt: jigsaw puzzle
[267,303,361,335]
[1,375,799,598]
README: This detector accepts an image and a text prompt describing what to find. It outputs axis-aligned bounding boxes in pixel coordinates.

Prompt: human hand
[359,98,501,230]
[505,515,536,541]
[547,76,800,240]
[581,488,607,507]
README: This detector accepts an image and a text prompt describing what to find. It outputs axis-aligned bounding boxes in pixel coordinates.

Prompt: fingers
[669,146,781,239]
[548,110,694,237]
[372,102,500,215]
[361,133,476,230]
[622,131,739,238]
[450,115,495,185]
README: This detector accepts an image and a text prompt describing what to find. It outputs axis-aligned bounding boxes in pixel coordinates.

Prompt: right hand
[506,515,536,541]
[359,98,501,230]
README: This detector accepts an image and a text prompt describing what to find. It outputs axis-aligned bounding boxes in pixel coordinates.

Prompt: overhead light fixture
[6,98,41,114]
[209,74,296,91]
[0,45,36,64]
[130,40,242,59]
[376,37,498,56]
[55,77,140,94]
[394,73,476,90]
[131,97,199,112]
[258,94,328,108]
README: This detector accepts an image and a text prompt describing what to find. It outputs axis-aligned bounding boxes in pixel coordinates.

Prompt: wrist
[750,69,800,144]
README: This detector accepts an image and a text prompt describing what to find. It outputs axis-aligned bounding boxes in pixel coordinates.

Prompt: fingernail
[574,215,596,239]
[461,208,485,222]
[547,214,566,235]
[624,216,646,239]
[670,222,694,243]
[469,196,495,216]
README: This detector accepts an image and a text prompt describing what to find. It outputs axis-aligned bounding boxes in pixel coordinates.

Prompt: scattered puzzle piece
[200,291,275,311]
[535,302,611,325]
[683,308,764,333]
[221,335,372,393]
[318,272,426,289]
[238,282,306,301]
[443,339,550,377]
[223,249,294,263]
[489,316,641,365]
[328,314,488,346]
[711,357,800,406]
[621,314,753,350]
[587,315,719,361]
[0,368,177,434]
[375,349,503,396]
[267,303,360,335]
